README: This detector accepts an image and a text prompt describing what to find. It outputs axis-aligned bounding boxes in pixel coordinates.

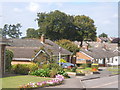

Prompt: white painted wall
[107,56,120,65]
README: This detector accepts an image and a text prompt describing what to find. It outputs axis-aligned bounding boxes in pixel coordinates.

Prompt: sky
[0,1,118,37]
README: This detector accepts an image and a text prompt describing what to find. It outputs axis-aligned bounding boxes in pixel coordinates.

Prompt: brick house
[76,42,119,66]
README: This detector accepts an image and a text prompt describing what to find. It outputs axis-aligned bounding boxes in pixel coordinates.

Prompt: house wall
[76,52,92,64]
[108,56,119,65]
[11,61,32,65]
[0,45,6,75]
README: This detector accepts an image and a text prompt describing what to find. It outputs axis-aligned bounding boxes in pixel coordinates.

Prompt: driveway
[47,75,84,88]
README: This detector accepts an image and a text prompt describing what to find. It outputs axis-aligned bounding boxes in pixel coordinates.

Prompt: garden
[2,63,69,89]
[64,63,99,76]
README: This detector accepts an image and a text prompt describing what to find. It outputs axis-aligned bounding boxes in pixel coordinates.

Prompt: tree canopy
[36,10,97,46]
[26,28,39,38]
[98,33,108,38]
[1,23,22,38]
[55,39,79,54]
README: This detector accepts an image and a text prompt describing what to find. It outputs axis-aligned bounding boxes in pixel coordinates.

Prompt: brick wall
[76,52,92,64]
[0,45,6,75]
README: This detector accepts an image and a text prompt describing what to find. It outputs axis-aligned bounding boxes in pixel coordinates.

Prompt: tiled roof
[81,47,119,59]
[7,38,72,59]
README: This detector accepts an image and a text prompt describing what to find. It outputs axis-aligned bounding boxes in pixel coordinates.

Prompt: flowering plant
[19,74,64,89]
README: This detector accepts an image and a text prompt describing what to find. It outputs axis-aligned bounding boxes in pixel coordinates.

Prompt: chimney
[40,34,45,43]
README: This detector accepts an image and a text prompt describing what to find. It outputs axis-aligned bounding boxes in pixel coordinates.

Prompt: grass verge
[1,75,51,88]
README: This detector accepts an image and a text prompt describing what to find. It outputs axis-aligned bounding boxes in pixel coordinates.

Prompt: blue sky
[0,1,118,37]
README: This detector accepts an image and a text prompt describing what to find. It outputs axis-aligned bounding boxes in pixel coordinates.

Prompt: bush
[42,64,49,69]
[71,67,77,72]
[12,63,38,75]
[91,63,99,71]
[5,49,14,71]
[12,64,29,75]
[30,68,50,77]
[57,69,70,78]
[49,68,57,78]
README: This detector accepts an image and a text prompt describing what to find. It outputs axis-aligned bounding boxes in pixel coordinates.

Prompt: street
[82,75,119,88]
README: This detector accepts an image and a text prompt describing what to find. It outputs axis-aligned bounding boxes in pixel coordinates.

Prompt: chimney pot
[40,34,45,43]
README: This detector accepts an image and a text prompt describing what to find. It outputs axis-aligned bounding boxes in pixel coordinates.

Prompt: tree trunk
[80,40,83,47]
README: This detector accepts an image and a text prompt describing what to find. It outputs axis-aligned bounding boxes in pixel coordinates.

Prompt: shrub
[47,63,61,70]
[30,68,50,77]
[29,63,39,72]
[42,64,49,69]
[12,63,38,75]
[49,68,57,78]
[91,63,99,71]
[57,69,70,78]
[12,64,29,75]
[5,49,14,71]
[71,67,77,72]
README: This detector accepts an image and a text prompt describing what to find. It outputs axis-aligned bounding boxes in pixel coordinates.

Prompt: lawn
[76,67,92,71]
[107,66,120,74]
[1,75,52,88]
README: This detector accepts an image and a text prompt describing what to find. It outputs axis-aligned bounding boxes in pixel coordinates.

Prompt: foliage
[55,39,79,54]
[71,67,77,72]
[57,69,70,78]
[26,28,39,38]
[19,75,64,88]
[99,33,108,38]
[49,68,58,78]
[12,63,38,75]
[74,15,97,46]
[47,63,62,70]
[36,10,77,41]
[2,23,22,38]
[29,68,50,77]
[5,49,14,71]
[36,10,97,44]
[59,59,67,63]
[91,63,99,71]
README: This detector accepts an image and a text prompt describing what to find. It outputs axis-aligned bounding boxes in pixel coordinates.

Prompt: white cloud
[13,8,22,12]
[26,2,40,12]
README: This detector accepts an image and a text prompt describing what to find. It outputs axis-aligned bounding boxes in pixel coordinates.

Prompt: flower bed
[19,74,64,89]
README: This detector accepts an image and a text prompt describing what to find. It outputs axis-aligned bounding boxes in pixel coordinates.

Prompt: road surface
[82,75,119,88]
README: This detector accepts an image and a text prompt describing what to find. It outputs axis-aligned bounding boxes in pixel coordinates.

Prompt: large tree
[98,33,108,38]
[26,28,39,38]
[2,23,22,38]
[55,39,79,54]
[36,10,77,41]
[74,15,97,47]
[36,10,97,46]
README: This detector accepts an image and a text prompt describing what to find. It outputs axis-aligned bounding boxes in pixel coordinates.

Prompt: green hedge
[11,63,38,75]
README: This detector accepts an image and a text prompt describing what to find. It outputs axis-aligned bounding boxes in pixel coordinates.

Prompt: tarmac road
[82,75,119,88]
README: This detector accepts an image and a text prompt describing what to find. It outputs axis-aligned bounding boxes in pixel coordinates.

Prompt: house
[6,35,72,65]
[96,37,110,43]
[76,42,119,66]
[0,37,10,75]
